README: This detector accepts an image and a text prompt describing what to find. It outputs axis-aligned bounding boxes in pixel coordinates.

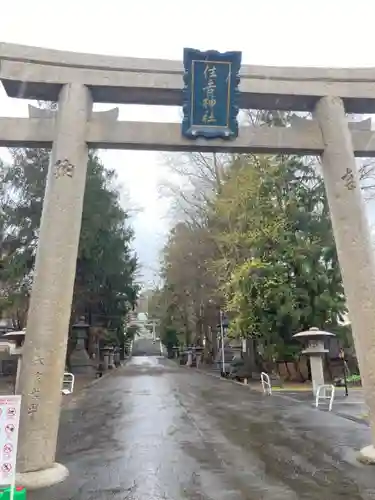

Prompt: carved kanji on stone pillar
[53,159,75,179]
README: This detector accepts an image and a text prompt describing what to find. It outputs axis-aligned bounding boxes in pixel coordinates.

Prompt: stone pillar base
[358,445,375,465]
[16,462,69,490]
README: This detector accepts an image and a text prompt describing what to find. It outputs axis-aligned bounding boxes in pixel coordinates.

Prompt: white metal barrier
[261,372,272,395]
[315,384,335,411]
[61,372,75,395]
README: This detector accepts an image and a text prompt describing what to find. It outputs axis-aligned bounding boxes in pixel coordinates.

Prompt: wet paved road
[32,357,375,500]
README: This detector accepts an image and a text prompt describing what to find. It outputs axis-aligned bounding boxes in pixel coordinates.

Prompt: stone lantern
[3,330,25,393]
[70,317,95,375]
[293,327,335,395]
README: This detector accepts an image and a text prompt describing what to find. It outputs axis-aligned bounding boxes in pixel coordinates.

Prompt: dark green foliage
[0,148,138,335]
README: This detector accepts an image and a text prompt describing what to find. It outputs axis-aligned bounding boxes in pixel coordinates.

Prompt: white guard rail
[315,384,335,411]
[261,372,272,395]
[61,372,75,395]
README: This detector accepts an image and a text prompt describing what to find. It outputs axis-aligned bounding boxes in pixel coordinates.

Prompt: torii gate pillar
[315,96,375,463]
[16,83,92,488]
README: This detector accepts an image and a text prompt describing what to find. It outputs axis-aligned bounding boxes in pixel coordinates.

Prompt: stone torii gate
[2,42,375,487]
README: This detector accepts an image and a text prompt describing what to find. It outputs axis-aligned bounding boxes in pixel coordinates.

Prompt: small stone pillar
[114,349,121,367]
[293,328,335,396]
[14,350,24,394]
[315,96,375,462]
[101,348,110,370]
[108,348,114,369]
[195,346,203,368]
[186,349,193,367]
[16,83,92,488]
[15,355,22,394]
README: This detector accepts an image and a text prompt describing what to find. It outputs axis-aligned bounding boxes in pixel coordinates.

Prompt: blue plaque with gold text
[182,48,241,140]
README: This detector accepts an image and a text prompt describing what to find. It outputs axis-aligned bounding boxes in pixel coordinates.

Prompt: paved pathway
[31,357,375,500]
[277,387,368,424]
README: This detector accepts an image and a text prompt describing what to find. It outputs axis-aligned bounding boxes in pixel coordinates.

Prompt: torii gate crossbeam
[2,115,375,156]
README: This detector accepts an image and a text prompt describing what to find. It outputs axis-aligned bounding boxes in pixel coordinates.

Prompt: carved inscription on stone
[27,357,45,416]
[54,159,75,179]
[341,168,356,191]
[27,403,38,415]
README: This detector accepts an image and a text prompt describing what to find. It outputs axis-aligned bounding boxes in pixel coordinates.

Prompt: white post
[220,310,225,375]
[16,83,92,488]
[310,356,325,396]
[315,96,375,463]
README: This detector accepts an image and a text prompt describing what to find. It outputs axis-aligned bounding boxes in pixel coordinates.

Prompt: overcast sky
[1,0,375,284]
